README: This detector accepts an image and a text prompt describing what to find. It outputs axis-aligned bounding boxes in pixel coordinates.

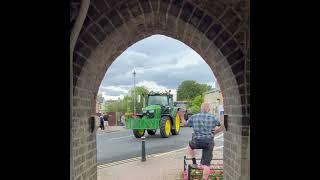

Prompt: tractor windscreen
[147,95,168,106]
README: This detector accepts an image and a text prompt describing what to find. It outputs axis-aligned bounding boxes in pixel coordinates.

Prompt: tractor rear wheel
[147,129,156,135]
[133,129,145,138]
[171,113,180,135]
[160,116,171,138]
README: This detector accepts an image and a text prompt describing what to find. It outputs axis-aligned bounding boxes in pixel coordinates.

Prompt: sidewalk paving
[96,126,126,134]
[97,148,223,180]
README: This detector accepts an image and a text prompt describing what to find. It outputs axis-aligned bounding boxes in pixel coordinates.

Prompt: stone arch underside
[71,0,249,179]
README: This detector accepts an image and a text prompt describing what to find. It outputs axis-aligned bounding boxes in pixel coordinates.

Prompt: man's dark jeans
[189,138,214,166]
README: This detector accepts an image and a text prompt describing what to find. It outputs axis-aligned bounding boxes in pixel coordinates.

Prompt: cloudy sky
[98,35,216,101]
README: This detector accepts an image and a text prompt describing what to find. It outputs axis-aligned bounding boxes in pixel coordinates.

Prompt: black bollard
[184,156,186,171]
[141,136,146,162]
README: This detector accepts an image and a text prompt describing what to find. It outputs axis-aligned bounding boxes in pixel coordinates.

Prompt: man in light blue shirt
[181,103,224,180]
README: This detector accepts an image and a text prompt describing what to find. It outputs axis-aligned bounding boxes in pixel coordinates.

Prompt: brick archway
[71,0,249,179]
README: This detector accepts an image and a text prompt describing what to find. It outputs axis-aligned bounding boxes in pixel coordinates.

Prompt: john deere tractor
[125,91,181,138]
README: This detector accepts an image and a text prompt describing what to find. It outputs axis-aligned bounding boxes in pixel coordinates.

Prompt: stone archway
[71,0,249,179]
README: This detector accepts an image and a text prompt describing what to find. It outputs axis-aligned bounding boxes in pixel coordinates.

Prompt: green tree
[105,86,149,113]
[177,80,210,101]
[189,95,203,114]
[190,106,200,114]
[128,86,149,113]
[192,95,203,107]
[105,100,124,112]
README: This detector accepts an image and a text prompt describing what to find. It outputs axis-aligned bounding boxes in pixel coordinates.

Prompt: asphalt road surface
[97,127,224,165]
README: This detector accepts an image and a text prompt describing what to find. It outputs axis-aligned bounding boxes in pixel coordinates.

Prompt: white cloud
[115,50,149,68]
[100,85,129,94]
[175,49,203,68]
[136,81,177,101]
[170,89,177,102]
[100,91,124,100]
[139,49,205,73]
[206,82,216,88]
[119,85,132,88]
[136,80,168,91]
[125,50,148,58]
[134,67,145,74]
[117,67,146,80]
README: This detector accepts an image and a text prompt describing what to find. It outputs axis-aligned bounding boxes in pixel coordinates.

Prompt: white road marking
[98,155,153,169]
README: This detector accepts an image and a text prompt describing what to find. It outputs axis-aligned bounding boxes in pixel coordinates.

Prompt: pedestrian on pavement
[103,113,109,130]
[120,113,125,126]
[185,109,189,121]
[99,113,105,130]
[180,102,224,180]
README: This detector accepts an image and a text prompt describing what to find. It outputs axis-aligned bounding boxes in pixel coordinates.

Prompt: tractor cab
[145,91,173,114]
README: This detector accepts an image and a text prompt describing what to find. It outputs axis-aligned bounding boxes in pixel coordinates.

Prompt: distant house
[104,100,117,105]
[96,93,104,114]
[203,88,224,121]
[174,101,189,110]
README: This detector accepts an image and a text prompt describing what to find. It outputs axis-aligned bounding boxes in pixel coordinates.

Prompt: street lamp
[133,69,136,114]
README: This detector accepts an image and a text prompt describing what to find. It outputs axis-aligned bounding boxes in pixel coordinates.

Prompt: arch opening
[71,1,250,179]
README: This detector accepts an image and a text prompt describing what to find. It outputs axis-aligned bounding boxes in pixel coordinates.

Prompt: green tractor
[125,91,182,138]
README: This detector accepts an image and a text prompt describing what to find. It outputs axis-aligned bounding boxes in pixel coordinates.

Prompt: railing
[184,156,224,180]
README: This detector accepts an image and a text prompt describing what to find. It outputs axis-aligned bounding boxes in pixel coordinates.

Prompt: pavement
[97,133,224,180]
[96,126,126,134]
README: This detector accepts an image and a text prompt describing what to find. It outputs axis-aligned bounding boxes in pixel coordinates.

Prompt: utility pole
[133,69,136,114]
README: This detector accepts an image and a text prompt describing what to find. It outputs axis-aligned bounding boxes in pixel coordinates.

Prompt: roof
[204,88,221,94]
[148,91,172,96]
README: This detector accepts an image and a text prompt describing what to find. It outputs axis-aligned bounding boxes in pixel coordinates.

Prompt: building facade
[203,89,224,121]
[96,93,104,114]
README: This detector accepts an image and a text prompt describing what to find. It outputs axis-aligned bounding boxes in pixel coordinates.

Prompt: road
[97,127,224,165]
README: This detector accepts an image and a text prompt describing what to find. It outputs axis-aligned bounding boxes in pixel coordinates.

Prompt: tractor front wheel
[147,129,156,135]
[171,113,180,135]
[160,116,171,138]
[133,129,145,138]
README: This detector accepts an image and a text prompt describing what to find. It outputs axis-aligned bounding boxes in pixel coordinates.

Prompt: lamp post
[133,69,136,114]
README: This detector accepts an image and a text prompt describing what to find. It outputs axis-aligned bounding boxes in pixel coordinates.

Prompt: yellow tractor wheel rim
[165,119,171,136]
[175,114,180,132]
[138,130,144,135]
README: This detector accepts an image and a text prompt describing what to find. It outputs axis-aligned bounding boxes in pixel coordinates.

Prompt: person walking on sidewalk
[185,109,189,121]
[120,113,125,126]
[180,102,224,180]
[103,113,109,130]
[99,113,105,130]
